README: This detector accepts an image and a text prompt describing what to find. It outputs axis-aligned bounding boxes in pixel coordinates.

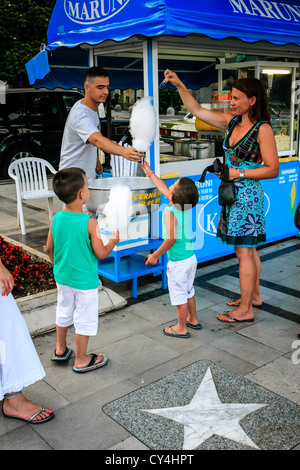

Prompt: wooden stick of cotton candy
[102,184,133,239]
[129,96,157,155]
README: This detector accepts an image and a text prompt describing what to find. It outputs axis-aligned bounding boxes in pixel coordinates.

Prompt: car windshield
[185,113,196,120]
[62,94,82,112]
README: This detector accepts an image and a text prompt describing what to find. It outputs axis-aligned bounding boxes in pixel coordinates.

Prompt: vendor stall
[26,0,300,293]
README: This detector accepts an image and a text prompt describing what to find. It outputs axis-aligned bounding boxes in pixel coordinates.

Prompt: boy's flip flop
[51,347,72,362]
[72,353,108,373]
[163,326,190,338]
[186,321,202,330]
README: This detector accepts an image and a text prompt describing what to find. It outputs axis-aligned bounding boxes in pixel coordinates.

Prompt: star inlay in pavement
[143,367,267,450]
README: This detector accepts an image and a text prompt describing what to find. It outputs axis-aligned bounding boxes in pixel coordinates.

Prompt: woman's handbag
[199,156,236,207]
[218,163,236,206]
[218,179,236,206]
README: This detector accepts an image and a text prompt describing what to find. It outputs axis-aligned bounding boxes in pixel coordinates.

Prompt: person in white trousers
[0,259,54,424]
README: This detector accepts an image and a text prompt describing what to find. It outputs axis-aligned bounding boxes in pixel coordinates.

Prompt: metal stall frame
[85,35,300,176]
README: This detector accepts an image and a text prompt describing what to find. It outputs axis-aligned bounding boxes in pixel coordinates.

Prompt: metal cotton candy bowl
[87,177,161,216]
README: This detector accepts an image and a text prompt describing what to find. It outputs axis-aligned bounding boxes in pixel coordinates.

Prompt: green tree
[159,88,183,114]
[0,0,56,86]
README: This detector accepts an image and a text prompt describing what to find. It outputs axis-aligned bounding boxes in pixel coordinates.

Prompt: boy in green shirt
[46,168,119,373]
[142,161,200,338]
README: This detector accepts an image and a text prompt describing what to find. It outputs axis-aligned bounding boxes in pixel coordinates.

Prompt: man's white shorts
[167,254,197,306]
[56,283,99,336]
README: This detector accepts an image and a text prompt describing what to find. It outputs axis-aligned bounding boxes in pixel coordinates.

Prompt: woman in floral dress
[163,70,279,322]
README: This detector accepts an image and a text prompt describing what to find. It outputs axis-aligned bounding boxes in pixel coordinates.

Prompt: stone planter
[17,285,127,337]
[1,235,127,337]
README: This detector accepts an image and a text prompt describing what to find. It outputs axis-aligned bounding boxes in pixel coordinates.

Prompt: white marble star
[143,367,267,450]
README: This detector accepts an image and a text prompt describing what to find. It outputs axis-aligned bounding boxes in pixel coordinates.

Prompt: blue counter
[98,238,167,298]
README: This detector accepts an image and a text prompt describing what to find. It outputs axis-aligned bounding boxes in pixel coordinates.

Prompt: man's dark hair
[84,66,109,83]
[172,177,199,210]
[53,168,86,204]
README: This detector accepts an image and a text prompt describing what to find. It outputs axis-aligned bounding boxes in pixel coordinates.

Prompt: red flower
[0,236,55,298]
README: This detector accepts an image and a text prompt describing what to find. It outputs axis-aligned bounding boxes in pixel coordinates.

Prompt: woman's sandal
[217,311,254,323]
[227,297,263,308]
[2,406,54,424]
[2,392,54,424]
[227,296,242,306]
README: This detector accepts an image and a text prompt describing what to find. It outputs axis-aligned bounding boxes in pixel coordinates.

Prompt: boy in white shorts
[142,161,200,338]
[46,168,119,372]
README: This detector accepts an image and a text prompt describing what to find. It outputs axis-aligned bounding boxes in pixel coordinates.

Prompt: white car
[159,113,197,141]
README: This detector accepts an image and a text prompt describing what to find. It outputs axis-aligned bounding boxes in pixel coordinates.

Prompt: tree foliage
[0,0,56,86]
[159,88,183,114]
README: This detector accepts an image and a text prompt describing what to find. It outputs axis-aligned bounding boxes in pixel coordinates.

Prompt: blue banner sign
[47,0,300,50]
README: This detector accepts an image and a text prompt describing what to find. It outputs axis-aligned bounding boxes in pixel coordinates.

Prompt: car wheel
[2,148,37,178]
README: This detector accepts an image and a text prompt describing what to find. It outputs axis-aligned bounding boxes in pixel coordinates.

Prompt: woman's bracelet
[147,171,154,178]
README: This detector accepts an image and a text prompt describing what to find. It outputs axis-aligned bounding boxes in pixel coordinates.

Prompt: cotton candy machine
[87,177,161,250]
[87,176,161,216]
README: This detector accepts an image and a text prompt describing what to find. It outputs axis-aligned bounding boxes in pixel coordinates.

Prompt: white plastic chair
[8,157,57,234]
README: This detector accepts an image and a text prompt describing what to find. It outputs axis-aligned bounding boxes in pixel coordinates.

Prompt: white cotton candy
[129,96,157,152]
[103,185,133,236]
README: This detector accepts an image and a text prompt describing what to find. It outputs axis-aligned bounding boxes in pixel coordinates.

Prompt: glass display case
[216,60,299,159]
[262,68,293,154]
